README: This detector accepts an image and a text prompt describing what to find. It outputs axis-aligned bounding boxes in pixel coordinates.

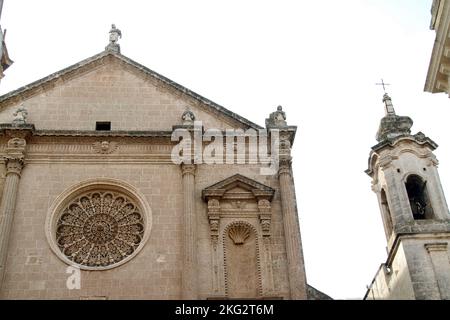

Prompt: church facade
[0,27,329,300]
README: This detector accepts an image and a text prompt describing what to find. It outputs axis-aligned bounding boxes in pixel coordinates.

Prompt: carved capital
[207,199,220,212]
[278,159,292,176]
[258,199,271,212]
[4,157,25,176]
[181,163,196,176]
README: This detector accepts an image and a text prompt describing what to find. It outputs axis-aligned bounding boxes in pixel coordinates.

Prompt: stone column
[278,159,307,299]
[425,243,450,300]
[181,164,198,299]
[0,156,25,290]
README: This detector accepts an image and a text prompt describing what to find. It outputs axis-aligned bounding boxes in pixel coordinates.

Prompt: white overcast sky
[1,0,449,299]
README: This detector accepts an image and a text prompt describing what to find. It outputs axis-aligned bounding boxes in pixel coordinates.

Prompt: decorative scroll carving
[207,199,220,245]
[258,199,272,236]
[55,191,144,268]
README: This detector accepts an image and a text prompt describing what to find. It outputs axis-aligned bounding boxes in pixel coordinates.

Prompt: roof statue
[12,104,28,125]
[181,107,196,125]
[265,105,287,127]
[105,24,122,53]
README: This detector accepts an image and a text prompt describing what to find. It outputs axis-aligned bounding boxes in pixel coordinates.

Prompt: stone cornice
[425,0,450,95]
[31,129,173,138]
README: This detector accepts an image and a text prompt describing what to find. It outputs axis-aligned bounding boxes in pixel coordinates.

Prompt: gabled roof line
[0,50,264,130]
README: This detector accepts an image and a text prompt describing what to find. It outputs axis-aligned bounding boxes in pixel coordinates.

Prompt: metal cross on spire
[375,79,391,93]
[375,79,396,115]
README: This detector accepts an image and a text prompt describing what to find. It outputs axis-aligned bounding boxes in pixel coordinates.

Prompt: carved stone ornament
[228,223,251,245]
[261,220,271,233]
[278,159,292,176]
[7,137,26,149]
[92,141,118,154]
[55,191,144,268]
[208,199,220,211]
[181,164,196,176]
[12,105,28,125]
[5,157,25,175]
[210,220,219,232]
[265,105,287,127]
[181,108,196,125]
[279,132,292,151]
[105,24,122,53]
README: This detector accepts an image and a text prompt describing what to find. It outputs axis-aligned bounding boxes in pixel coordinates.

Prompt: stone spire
[383,93,396,116]
[105,24,122,53]
[376,93,413,142]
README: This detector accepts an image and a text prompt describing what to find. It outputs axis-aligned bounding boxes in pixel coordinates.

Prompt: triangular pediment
[202,174,275,201]
[0,50,262,131]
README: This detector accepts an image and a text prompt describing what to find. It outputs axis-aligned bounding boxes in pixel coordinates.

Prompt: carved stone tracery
[56,190,144,268]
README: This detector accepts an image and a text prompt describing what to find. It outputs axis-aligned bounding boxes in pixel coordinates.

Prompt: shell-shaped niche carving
[228,223,251,245]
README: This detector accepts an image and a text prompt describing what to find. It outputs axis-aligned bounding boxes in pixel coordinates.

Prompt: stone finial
[105,24,122,53]
[12,104,28,125]
[383,93,396,116]
[265,105,287,127]
[376,94,413,142]
[181,108,196,125]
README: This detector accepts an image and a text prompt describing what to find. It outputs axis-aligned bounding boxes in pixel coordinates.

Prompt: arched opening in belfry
[380,189,393,237]
[405,175,434,220]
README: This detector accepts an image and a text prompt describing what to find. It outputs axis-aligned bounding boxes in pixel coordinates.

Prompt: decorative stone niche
[202,174,276,298]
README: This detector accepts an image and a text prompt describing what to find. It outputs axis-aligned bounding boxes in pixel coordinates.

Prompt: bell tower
[365,93,450,300]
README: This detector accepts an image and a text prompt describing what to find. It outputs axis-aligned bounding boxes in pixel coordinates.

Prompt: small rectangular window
[96,122,111,131]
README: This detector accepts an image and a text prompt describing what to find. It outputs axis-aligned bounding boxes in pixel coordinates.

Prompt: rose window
[55,191,145,268]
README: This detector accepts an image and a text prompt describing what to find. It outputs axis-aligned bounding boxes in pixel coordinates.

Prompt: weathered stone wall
[366,236,450,300]
[0,150,294,299]
[0,59,241,132]
[366,243,415,300]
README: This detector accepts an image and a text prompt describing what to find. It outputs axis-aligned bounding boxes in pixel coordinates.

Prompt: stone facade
[365,95,450,300]
[0,42,328,299]
[425,0,450,96]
